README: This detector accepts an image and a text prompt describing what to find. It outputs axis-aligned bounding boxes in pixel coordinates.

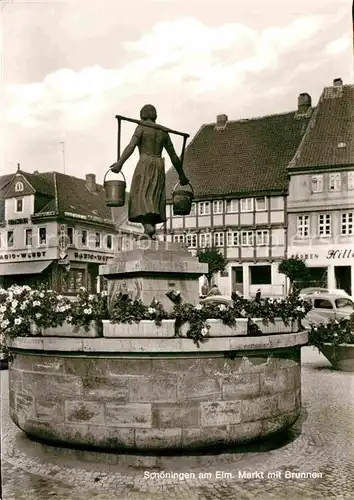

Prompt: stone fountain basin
[8,329,307,451]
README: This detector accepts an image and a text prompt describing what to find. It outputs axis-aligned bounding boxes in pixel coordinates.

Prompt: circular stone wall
[8,333,307,450]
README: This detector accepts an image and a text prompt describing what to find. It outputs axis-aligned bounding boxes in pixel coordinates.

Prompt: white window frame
[213,232,224,248]
[311,175,323,193]
[241,231,254,246]
[14,181,24,192]
[38,227,47,246]
[199,232,211,248]
[95,232,101,248]
[341,212,353,235]
[256,230,269,246]
[317,214,331,237]
[7,230,14,248]
[173,234,185,243]
[329,173,341,192]
[67,227,74,246]
[227,231,239,247]
[212,200,224,214]
[25,228,32,247]
[189,202,196,216]
[198,201,210,216]
[348,172,354,190]
[186,233,197,248]
[297,215,310,238]
[240,198,254,212]
[15,198,24,213]
[226,199,238,213]
[255,197,267,212]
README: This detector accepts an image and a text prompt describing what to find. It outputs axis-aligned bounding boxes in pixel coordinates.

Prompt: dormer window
[15,182,24,192]
[15,198,24,213]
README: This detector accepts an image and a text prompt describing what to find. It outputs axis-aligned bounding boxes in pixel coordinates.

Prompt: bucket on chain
[172,182,194,216]
[104,169,126,207]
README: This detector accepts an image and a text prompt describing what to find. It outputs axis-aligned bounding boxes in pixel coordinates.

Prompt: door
[232,266,244,295]
[335,266,352,296]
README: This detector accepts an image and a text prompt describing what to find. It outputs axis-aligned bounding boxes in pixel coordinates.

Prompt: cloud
[325,34,351,55]
[4,14,325,128]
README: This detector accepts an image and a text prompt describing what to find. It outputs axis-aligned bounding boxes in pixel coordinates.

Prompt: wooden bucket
[104,169,126,207]
[172,182,194,216]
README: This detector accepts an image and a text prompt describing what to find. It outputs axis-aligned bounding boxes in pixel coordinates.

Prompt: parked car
[301,293,354,329]
[299,287,352,300]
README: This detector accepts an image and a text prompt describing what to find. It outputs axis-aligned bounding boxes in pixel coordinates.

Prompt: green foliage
[308,314,354,348]
[278,257,308,292]
[197,247,228,285]
[110,298,169,326]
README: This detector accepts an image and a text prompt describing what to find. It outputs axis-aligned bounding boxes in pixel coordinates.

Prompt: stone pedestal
[99,241,207,311]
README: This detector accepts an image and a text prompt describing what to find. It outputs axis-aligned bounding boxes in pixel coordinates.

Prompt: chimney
[333,77,343,86]
[297,93,312,114]
[215,114,228,130]
[85,173,96,192]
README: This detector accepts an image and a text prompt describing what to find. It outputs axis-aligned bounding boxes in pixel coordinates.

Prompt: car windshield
[335,298,354,309]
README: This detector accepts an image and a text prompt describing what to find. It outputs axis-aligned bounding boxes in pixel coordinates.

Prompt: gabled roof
[288,84,354,171]
[165,110,311,200]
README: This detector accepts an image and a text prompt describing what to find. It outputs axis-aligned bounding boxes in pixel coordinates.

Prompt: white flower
[201,326,209,337]
[195,304,202,310]
[101,291,108,297]
[88,295,94,301]
[67,316,73,323]
[83,308,92,315]
[20,304,27,310]
[240,308,247,317]
[148,307,156,314]
[35,313,42,319]
[14,318,22,325]
[0,305,6,313]
[11,299,18,308]
[57,295,63,300]
[1,320,9,329]
[39,292,44,298]
[219,304,226,311]
[79,287,86,291]
[33,301,41,307]
[333,332,338,337]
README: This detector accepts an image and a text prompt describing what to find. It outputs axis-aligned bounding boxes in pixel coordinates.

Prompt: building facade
[165,96,313,298]
[0,169,143,294]
[288,80,354,295]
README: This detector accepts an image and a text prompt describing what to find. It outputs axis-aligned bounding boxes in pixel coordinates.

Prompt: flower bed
[0,285,311,350]
[308,315,354,371]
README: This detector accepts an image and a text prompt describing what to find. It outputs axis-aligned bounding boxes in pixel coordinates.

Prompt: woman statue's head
[140,104,157,122]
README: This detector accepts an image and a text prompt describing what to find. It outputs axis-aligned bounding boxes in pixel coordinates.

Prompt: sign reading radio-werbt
[0,251,47,261]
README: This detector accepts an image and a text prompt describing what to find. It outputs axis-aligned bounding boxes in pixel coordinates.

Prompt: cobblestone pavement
[1,347,354,500]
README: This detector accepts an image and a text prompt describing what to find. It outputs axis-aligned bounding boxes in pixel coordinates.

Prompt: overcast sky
[1,0,353,188]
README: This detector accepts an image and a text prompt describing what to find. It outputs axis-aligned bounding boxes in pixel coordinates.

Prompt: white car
[299,287,353,300]
[301,293,354,329]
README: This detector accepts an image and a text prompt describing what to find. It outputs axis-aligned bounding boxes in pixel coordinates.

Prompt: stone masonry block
[152,357,206,374]
[260,368,296,395]
[178,375,222,401]
[64,358,110,378]
[9,368,22,392]
[21,373,84,400]
[83,376,129,402]
[182,426,229,448]
[86,426,134,448]
[105,403,152,428]
[241,395,279,423]
[135,428,182,449]
[42,338,83,352]
[200,401,242,427]
[35,399,64,423]
[107,358,152,376]
[129,376,177,403]
[65,401,105,425]
[261,410,299,437]
[222,373,261,400]
[152,403,200,428]
[228,421,263,442]
[11,354,64,374]
[103,320,175,338]
[277,391,296,412]
[16,393,35,418]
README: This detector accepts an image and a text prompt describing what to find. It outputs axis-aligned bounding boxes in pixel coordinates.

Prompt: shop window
[67,227,74,245]
[38,227,47,245]
[81,230,88,247]
[15,198,23,213]
[61,268,86,294]
[250,265,272,285]
[25,228,32,246]
[7,231,14,247]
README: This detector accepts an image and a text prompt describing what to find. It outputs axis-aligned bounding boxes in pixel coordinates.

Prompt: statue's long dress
[128,126,167,225]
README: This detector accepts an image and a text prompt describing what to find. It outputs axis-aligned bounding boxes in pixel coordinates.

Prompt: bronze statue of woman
[111,104,189,239]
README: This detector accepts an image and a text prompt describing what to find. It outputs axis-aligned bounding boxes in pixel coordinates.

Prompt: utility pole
[59,141,66,174]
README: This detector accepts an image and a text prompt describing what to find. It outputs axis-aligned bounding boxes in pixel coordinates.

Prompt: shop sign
[326,249,354,259]
[290,253,320,260]
[0,251,47,261]
[290,248,354,261]
[73,252,110,263]
[8,218,29,225]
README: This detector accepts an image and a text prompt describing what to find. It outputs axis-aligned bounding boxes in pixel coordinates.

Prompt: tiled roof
[165,110,311,201]
[289,84,354,170]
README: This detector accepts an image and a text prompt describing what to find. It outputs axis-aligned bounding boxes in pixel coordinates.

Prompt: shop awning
[0,260,53,276]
